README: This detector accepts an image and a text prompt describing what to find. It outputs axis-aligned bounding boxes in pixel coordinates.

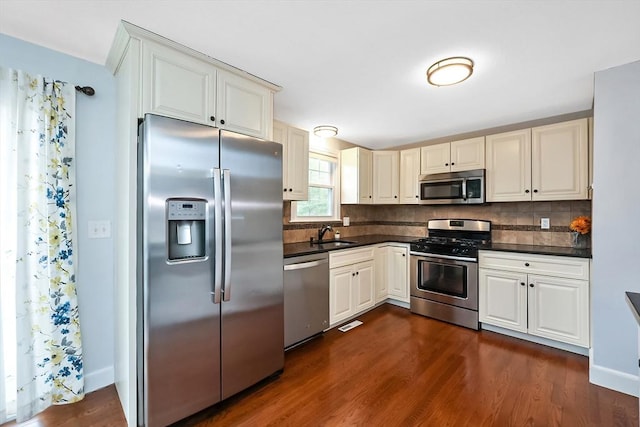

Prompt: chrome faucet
[317,225,333,242]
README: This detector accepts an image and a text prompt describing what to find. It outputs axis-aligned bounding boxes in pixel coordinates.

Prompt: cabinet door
[284,127,309,200]
[330,265,354,325]
[358,148,373,204]
[373,151,399,204]
[528,274,589,347]
[531,118,588,201]
[479,268,527,332]
[374,247,389,303]
[141,40,216,125]
[272,121,288,196]
[388,245,409,301]
[486,129,532,202]
[217,70,273,139]
[275,121,309,201]
[450,136,485,171]
[354,261,375,312]
[399,148,421,204]
[420,143,451,175]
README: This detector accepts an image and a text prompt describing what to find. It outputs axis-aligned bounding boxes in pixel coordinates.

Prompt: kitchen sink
[311,239,356,247]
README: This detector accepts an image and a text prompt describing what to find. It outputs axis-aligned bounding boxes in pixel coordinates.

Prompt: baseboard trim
[480,323,589,356]
[589,348,639,397]
[85,366,114,393]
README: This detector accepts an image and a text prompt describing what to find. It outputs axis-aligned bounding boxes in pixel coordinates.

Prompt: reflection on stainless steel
[137,114,283,426]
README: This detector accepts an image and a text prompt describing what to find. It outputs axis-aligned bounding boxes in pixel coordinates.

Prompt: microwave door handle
[462,178,467,200]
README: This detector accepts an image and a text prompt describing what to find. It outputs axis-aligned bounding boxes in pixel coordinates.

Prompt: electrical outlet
[541,218,550,230]
[343,216,350,226]
[88,220,111,239]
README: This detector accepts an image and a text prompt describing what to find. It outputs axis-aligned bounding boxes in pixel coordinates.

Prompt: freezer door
[139,114,222,427]
[220,130,284,399]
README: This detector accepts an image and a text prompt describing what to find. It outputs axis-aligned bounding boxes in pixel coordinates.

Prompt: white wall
[0,34,116,392]
[591,59,640,395]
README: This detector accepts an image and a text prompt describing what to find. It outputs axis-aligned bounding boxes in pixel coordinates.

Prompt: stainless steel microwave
[418,169,485,205]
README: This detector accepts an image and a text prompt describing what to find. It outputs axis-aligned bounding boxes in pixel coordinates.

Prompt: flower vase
[571,231,589,249]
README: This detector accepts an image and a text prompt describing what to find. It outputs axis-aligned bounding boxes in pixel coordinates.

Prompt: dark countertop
[484,243,592,259]
[626,292,640,327]
[283,234,416,258]
[284,235,592,259]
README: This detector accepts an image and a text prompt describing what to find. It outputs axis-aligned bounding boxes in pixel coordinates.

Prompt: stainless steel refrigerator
[136,114,284,426]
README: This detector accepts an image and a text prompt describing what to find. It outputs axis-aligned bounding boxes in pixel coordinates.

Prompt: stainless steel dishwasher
[283,252,329,349]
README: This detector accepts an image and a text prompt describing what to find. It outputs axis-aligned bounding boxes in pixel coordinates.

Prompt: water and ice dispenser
[167,199,207,261]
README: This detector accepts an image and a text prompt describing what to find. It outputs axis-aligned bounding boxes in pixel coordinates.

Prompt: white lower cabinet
[375,244,409,304]
[479,251,590,348]
[329,247,376,326]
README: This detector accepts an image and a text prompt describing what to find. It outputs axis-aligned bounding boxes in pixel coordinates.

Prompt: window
[291,151,340,222]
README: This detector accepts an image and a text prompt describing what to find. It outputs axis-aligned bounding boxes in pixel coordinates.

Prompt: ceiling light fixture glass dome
[313,125,338,138]
[426,57,474,87]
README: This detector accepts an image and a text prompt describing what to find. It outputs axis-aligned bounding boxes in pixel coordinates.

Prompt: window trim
[290,150,341,222]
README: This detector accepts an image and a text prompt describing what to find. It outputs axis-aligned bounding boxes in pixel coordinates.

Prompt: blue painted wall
[0,33,116,392]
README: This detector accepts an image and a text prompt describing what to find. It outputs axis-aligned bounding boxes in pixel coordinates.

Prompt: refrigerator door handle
[212,168,223,303]
[222,169,232,301]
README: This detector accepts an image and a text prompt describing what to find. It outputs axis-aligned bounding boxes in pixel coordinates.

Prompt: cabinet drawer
[479,251,589,281]
[330,246,376,269]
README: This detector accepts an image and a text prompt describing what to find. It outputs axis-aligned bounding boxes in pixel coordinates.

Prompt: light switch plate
[541,218,550,229]
[88,220,111,239]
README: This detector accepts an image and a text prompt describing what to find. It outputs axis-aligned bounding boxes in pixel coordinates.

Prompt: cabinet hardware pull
[220,119,226,125]
[529,284,534,287]
[525,189,530,193]
[352,273,355,277]
[415,195,418,198]
[210,116,215,121]
[289,188,293,191]
[369,195,372,198]
[283,188,287,192]
[445,163,449,166]
[525,262,530,267]
[451,162,455,165]
[520,282,525,286]
[402,254,405,257]
[394,195,398,198]
[533,189,538,193]
[356,271,359,275]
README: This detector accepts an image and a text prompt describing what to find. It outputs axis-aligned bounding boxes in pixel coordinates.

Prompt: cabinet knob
[283,188,287,192]
[520,282,525,286]
[356,271,359,275]
[402,254,406,257]
[369,195,372,198]
[529,283,534,288]
[352,273,356,277]
[533,189,538,193]
[210,116,215,122]
[451,162,455,166]
[394,195,398,198]
[220,119,226,125]
[524,262,530,267]
[289,188,293,192]
[415,195,419,198]
[445,163,449,166]
[525,189,530,194]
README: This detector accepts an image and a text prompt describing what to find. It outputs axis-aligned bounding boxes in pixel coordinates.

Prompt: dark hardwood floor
[6,304,638,426]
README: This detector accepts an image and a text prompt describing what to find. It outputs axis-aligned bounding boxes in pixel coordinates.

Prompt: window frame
[290,149,341,222]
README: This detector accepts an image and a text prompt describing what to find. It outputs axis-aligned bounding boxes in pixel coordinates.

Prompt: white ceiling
[1,1,639,149]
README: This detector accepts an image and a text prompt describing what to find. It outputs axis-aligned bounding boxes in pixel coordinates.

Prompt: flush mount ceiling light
[426,56,474,87]
[313,125,338,138]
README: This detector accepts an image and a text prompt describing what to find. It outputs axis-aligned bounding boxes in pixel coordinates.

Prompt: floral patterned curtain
[0,67,84,422]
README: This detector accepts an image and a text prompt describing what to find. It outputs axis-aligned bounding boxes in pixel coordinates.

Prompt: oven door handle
[462,178,467,201]
[410,252,477,262]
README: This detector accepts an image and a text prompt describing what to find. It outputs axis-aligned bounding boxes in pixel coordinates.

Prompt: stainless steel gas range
[409,219,491,330]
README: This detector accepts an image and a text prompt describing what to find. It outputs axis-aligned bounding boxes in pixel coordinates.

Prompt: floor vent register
[338,320,363,332]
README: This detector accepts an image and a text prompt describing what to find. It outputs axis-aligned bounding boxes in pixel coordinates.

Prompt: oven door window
[417,259,467,298]
[420,180,463,200]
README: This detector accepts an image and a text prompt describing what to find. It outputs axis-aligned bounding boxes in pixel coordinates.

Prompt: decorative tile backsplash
[283,200,592,248]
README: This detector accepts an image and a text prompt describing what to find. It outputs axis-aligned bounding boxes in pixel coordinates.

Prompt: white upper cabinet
[216,70,273,139]
[399,148,421,204]
[373,151,399,204]
[133,30,276,140]
[420,143,451,175]
[341,147,373,204]
[142,40,217,126]
[531,119,589,201]
[420,137,485,175]
[486,119,589,202]
[486,129,532,202]
[272,121,309,200]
